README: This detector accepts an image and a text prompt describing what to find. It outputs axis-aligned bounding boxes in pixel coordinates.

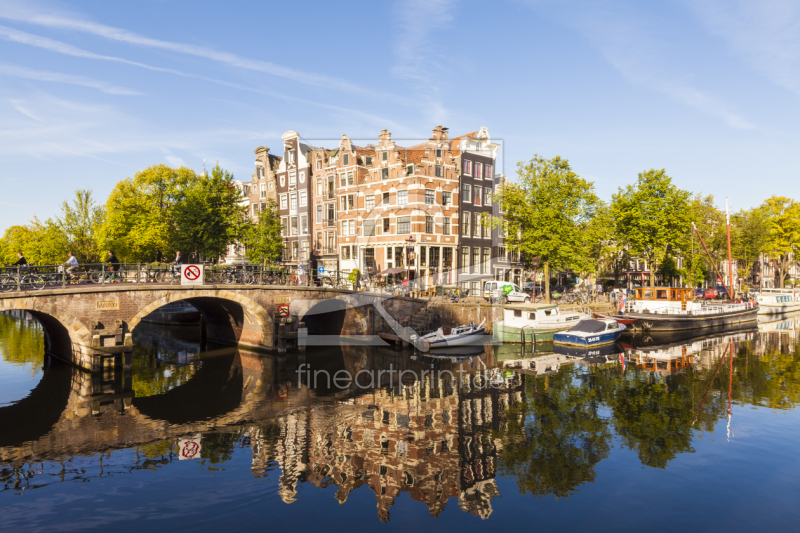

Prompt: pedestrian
[172,251,182,275]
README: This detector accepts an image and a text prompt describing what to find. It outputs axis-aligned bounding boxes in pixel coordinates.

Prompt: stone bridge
[0,285,425,372]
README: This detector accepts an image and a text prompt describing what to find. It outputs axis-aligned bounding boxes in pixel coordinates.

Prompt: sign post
[181,264,204,286]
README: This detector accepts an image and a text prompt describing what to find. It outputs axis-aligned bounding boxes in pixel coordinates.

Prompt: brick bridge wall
[0,285,425,371]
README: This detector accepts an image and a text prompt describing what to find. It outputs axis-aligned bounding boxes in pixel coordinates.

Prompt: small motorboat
[553,318,626,347]
[420,319,486,350]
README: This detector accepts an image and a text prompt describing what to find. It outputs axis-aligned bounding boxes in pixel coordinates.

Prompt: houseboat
[616,287,758,332]
[492,305,591,343]
[755,289,800,315]
[553,318,626,347]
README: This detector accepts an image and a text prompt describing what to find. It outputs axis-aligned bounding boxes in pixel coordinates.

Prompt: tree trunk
[544,261,550,305]
[650,259,656,288]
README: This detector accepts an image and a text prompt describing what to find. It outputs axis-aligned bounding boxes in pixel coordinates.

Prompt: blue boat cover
[566,319,607,333]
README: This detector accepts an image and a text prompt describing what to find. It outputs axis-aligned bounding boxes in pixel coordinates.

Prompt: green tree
[497,155,601,303]
[57,189,105,264]
[99,164,194,262]
[611,170,692,287]
[0,218,68,265]
[172,163,248,262]
[730,207,768,291]
[242,199,283,266]
[761,196,800,288]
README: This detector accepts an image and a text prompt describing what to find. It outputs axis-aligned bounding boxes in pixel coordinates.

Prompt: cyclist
[172,251,182,275]
[61,252,79,280]
[12,252,28,273]
[106,250,120,281]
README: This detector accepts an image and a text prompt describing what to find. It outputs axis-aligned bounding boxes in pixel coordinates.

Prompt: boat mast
[726,198,734,300]
[692,222,732,299]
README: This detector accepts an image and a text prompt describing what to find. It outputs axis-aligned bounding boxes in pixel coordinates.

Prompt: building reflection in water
[3,314,800,522]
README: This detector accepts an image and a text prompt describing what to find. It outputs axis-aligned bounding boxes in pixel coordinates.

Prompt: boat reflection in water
[2,315,800,528]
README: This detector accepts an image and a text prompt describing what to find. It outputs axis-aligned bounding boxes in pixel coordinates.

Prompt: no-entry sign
[181,264,204,285]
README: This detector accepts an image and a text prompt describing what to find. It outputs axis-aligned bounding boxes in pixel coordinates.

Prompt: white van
[483,281,530,303]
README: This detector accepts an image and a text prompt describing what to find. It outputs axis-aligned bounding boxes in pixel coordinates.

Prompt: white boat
[420,319,486,350]
[492,305,591,343]
[755,289,800,314]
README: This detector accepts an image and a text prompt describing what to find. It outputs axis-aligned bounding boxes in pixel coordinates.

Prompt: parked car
[704,287,719,300]
[484,281,530,303]
[694,288,705,299]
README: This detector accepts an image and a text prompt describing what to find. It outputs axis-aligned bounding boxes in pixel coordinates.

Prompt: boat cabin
[502,305,586,328]
[628,287,700,313]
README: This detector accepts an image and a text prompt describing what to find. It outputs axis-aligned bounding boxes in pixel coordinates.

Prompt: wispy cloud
[391,0,458,123]
[0,63,140,95]
[688,0,800,96]
[522,0,753,129]
[0,1,382,98]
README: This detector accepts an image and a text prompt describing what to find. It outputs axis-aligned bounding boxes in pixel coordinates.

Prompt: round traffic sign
[184,265,201,281]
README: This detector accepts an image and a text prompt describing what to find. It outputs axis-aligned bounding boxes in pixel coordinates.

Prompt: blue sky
[1,0,798,231]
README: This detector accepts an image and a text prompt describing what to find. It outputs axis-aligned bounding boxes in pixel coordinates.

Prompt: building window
[343,153,349,166]
[425,189,435,205]
[463,160,472,175]
[407,164,414,175]
[475,163,483,179]
[398,190,408,205]
[443,218,450,235]
[349,220,355,236]
[316,159,322,170]
[485,164,492,179]
[340,196,346,212]
[347,172,354,186]
[435,165,443,177]
[316,231,322,249]
[326,204,335,225]
[280,194,287,210]
[341,246,351,260]
[365,195,375,210]
[383,192,390,205]
[260,183,266,199]
[340,173,347,187]
[288,149,295,163]
[442,191,451,206]
[281,217,288,236]
[302,240,309,260]
[420,246,427,267]
[482,248,490,273]
[348,194,354,210]
[381,168,389,180]
[366,156,372,166]
[280,175,285,187]
[316,178,323,197]
[484,188,491,206]
[473,248,480,273]
[291,216,298,236]
[436,147,442,158]
[430,247,440,267]
[473,212,481,238]
[484,216,491,238]
[261,202,266,212]
[463,184,471,203]
[425,216,433,234]
[462,247,469,271]
[499,246,507,261]
[364,220,376,237]
[462,212,470,236]
[474,186,482,205]
[289,171,297,185]
[383,218,390,233]
[257,166,264,178]
[290,193,297,210]
[299,190,307,207]
[397,216,411,234]
[292,241,298,259]
[382,151,388,162]
[252,204,258,216]
[301,214,308,235]
[317,204,322,222]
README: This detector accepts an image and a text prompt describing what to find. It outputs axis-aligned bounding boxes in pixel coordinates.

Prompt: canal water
[1,312,800,531]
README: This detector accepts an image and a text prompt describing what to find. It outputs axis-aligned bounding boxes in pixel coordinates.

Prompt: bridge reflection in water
[2,314,800,524]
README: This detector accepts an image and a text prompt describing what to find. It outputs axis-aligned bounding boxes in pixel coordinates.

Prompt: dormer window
[288,149,295,163]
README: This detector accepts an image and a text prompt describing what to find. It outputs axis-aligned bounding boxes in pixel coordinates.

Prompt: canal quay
[2,309,800,531]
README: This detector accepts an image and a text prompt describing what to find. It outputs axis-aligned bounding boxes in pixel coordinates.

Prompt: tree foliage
[761,196,800,288]
[242,199,282,266]
[99,164,194,262]
[58,189,106,263]
[497,155,601,301]
[172,163,248,261]
[611,170,692,287]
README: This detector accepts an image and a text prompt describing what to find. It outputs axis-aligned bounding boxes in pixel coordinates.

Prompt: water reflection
[2,312,800,525]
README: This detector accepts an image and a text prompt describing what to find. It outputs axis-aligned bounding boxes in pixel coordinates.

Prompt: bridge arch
[0,300,93,362]
[128,289,271,349]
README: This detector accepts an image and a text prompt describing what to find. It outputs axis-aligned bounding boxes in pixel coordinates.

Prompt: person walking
[172,251,182,275]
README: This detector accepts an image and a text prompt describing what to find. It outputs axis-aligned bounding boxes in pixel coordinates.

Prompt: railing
[624,300,756,316]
